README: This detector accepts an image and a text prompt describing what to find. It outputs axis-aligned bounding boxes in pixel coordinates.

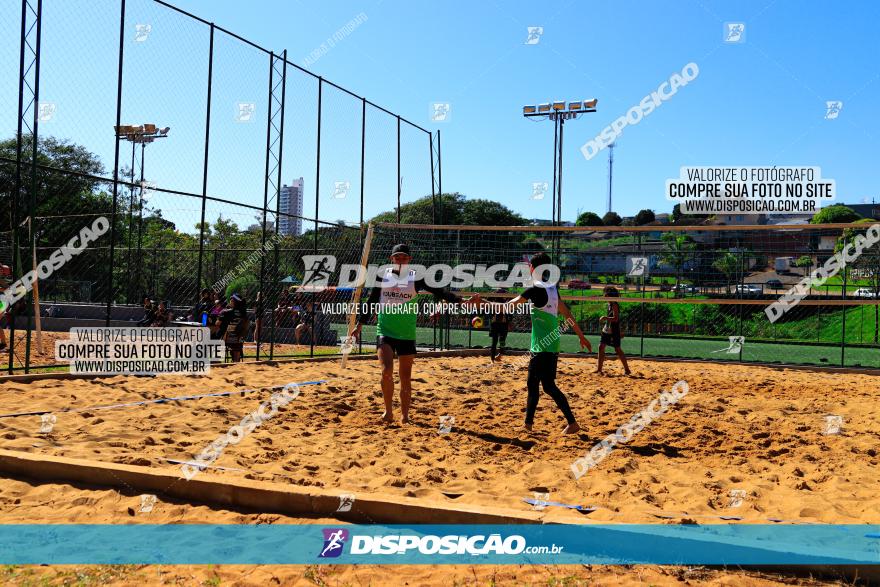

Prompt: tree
[712,252,739,294]
[602,211,622,226]
[660,232,696,294]
[634,209,656,226]
[461,198,526,226]
[575,211,603,227]
[810,205,861,225]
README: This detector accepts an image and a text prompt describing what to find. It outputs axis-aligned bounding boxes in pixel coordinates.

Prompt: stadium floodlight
[521,95,599,251]
[114,122,170,303]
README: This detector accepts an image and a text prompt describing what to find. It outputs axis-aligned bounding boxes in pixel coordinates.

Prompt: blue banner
[0,524,878,565]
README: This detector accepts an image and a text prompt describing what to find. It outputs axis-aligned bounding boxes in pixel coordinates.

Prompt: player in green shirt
[506,252,591,434]
[351,244,481,424]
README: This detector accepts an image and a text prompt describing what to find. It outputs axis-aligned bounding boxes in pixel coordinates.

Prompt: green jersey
[528,284,560,353]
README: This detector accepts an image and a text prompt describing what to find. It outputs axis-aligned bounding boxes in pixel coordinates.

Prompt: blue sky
[2,0,878,231]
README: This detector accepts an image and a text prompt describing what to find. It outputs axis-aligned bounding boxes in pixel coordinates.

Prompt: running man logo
[336,494,355,513]
[728,489,747,508]
[339,335,357,355]
[531,492,550,511]
[627,256,649,277]
[712,335,744,354]
[825,101,843,120]
[723,22,745,43]
[298,255,337,293]
[38,102,56,122]
[431,102,451,123]
[319,528,349,558]
[139,494,157,513]
[525,26,543,45]
[438,415,455,435]
[823,414,844,435]
[235,102,256,122]
[39,414,56,434]
[332,181,350,199]
[531,182,548,200]
[134,23,152,42]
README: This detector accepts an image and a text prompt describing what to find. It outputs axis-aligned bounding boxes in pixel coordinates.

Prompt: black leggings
[526,352,576,425]
[490,330,507,357]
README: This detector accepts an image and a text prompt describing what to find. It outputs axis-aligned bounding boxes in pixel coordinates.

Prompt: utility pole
[607,142,615,214]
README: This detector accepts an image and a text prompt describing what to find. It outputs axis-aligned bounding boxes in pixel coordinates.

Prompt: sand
[0,477,851,586]
[2,353,875,585]
[1,354,878,524]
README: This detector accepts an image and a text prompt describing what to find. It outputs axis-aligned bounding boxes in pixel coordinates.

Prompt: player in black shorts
[488,290,509,362]
[596,286,631,375]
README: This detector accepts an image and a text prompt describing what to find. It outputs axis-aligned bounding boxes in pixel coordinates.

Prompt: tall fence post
[841,231,848,366]
[396,115,401,223]
[269,49,287,361]
[195,23,215,295]
[256,51,275,361]
[311,78,323,359]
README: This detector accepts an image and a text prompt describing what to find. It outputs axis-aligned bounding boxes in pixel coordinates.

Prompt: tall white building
[278,177,304,236]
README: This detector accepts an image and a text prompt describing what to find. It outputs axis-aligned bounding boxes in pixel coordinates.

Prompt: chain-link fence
[370,223,880,370]
[2,0,437,372]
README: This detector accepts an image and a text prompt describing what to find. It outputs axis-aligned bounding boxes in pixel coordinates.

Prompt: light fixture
[584,98,598,109]
[537,103,551,113]
[523,105,536,114]
[552,101,566,111]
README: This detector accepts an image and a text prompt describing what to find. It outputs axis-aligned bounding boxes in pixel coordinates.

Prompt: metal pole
[550,117,558,229]
[10,0,28,373]
[396,115,401,223]
[125,141,135,303]
[556,117,565,259]
[256,52,275,361]
[360,98,366,228]
[841,232,848,366]
[269,50,287,361]
[103,0,125,328]
[437,129,443,224]
[195,24,215,294]
[134,141,146,302]
[429,131,436,225]
[22,0,43,374]
[312,78,323,359]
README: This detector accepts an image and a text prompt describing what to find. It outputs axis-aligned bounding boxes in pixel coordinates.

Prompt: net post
[342,223,374,368]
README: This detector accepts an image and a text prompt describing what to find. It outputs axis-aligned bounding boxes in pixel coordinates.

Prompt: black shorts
[490,322,509,337]
[377,336,417,356]
[600,330,621,348]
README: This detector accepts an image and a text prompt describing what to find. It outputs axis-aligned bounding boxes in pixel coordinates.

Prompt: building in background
[278,178,304,236]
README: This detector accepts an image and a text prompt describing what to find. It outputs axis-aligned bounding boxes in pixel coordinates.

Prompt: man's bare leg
[398,354,414,424]
[616,347,631,375]
[378,344,395,423]
[595,344,606,373]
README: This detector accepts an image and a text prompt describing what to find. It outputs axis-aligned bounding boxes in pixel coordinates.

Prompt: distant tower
[606,142,615,214]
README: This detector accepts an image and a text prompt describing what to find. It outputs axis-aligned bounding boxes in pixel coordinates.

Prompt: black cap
[391,243,411,256]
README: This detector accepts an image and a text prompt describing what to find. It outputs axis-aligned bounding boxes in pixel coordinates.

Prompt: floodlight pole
[522,102,597,260]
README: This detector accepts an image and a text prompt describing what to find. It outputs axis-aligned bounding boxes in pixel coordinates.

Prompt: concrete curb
[0,449,551,524]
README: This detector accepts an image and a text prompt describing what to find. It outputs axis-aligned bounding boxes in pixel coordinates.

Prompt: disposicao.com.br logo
[317,529,562,558]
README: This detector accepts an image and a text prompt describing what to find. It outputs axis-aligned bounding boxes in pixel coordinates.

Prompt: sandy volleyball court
[1,354,878,525]
[0,476,853,586]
